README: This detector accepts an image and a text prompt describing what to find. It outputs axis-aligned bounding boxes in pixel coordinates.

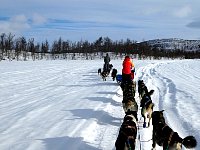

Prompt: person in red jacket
[122,56,134,83]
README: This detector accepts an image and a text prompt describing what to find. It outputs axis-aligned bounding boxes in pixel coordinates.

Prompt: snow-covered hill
[143,38,200,51]
[0,59,199,150]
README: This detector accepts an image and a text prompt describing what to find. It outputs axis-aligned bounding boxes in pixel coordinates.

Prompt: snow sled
[116,74,122,84]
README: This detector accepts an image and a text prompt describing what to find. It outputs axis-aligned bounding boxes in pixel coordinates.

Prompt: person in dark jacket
[103,53,110,72]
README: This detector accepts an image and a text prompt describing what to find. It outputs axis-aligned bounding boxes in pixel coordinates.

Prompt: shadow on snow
[38,136,100,150]
[65,108,121,127]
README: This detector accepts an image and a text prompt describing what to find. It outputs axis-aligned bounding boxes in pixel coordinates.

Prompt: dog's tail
[182,136,197,148]
[148,89,154,96]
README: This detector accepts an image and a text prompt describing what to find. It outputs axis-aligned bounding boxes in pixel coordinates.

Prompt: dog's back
[122,99,138,118]
[122,81,136,99]
[115,114,137,150]
[100,71,107,81]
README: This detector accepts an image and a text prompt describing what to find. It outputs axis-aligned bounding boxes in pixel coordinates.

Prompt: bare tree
[0,33,6,60]
[41,40,49,59]
[5,33,15,60]
[27,38,35,60]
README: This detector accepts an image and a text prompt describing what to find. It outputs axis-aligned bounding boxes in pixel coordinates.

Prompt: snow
[0,59,199,150]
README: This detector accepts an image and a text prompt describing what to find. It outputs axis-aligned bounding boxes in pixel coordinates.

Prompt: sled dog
[151,110,197,150]
[115,114,137,150]
[140,89,154,128]
[111,68,117,81]
[101,71,107,81]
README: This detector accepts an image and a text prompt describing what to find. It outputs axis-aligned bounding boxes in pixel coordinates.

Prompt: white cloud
[174,5,192,18]
[0,22,10,33]
[10,14,27,23]
[0,14,30,35]
[32,13,47,25]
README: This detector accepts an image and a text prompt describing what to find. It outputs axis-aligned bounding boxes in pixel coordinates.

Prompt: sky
[1,0,200,43]
[0,57,199,150]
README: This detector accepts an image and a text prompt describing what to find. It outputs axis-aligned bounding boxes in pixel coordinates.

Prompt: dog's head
[138,80,147,92]
[152,110,165,125]
[109,64,113,69]
[112,68,117,74]
[142,89,154,101]
[138,80,144,85]
[98,68,101,75]
[123,114,137,125]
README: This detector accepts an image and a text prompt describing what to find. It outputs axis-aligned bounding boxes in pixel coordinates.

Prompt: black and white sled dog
[111,68,117,81]
[100,71,108,81]
[98,68,101,75]
[115,114,137,150]
[152,110,197,150]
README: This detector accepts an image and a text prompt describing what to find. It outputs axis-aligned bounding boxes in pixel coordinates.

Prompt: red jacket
[122,57,134,74]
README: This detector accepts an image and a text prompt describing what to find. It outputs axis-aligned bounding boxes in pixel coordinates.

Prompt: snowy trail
[135,60,200,150]
[0,59,199,150]
[152,60,200,145]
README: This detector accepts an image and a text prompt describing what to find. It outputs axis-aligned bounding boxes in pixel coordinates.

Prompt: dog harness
[166,131,174,150]
[126,136,135,150]
[162,124,174,150]
[144,98,152,107]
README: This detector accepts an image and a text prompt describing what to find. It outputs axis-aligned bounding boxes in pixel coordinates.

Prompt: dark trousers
[121,73,132,93]
[122,73,131,83]
[103,63,109,72]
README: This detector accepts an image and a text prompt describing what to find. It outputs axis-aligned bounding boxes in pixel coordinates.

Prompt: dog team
[98,54,197,150]
[98,53,117,81]
[116,80,197,150]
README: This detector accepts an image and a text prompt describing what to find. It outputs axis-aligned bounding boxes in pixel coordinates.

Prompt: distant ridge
[142,38,200,51]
